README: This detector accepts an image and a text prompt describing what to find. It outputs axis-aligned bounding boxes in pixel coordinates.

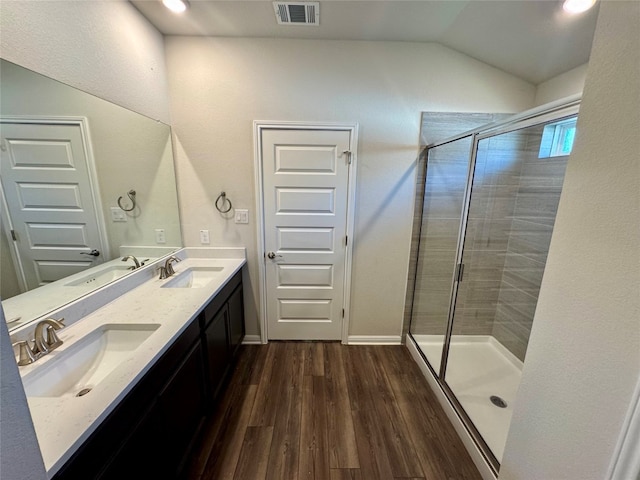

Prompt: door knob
[80,249,100,257]
[267,252,283,259]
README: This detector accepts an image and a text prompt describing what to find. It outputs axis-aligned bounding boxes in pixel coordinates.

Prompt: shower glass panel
[409,136,472,373]
[444,117,574,464]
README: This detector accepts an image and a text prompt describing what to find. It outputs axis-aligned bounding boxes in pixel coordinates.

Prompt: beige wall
[165,37,536,339]
[534,63,589,106]
[500,2,640,478]
[0,0,171,123]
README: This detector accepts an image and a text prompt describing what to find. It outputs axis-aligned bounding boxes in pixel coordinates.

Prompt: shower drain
[490,395,508,408]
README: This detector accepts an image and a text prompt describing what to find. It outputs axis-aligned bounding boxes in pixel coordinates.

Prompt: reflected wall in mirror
[0,59,182,331]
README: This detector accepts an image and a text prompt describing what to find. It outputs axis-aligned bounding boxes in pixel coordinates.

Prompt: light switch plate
[200,229,210,244]
[110,207,127,222]
[235,209,249,224]
[155,229,166,244]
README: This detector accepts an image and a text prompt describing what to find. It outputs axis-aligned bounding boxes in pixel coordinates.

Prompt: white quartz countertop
[18,250,246,477]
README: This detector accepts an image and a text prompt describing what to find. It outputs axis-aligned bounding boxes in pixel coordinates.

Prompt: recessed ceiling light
[563,0,597,14]
[162,0,189,14]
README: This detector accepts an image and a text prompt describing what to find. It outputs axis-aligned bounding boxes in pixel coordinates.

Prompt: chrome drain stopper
[490,395,507,408]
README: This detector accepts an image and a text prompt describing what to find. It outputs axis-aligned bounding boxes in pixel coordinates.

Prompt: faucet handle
[45,326,63,351]
[12,340,37,366]
[158,266,170,280]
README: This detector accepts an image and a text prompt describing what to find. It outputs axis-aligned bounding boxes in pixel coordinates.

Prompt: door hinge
[10,230,17,241]
[342,308,345,318]
[345,235,348,246]
[456,263,465,283]
[343,150,352,165]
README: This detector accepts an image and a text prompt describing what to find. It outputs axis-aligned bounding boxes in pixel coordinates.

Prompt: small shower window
[538,117,577,158]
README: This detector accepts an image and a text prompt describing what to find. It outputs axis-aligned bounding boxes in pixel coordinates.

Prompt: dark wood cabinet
[200,269,244,405]
[158,341,207,475]
[204,306,230,403]
[227,284,245,358]
[97,400,164,479]
[53,269,244,480]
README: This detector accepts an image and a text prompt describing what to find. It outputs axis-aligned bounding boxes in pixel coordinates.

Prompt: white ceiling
[130,0,599,84]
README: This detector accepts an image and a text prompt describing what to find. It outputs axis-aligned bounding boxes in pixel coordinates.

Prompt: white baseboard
[242,335,262,345]
[347,335,402,345]
[406,336,496,480]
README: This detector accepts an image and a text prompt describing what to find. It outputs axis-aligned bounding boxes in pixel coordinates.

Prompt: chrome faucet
[122,255,141,270]
[12,317,65,366]
[158,255,181,279]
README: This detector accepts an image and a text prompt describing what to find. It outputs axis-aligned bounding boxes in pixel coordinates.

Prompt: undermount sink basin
[22,323,160,398]
[65,266,132,288]
[161,267,224,288]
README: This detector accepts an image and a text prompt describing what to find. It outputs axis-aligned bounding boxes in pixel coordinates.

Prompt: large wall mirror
[0,59,182,331]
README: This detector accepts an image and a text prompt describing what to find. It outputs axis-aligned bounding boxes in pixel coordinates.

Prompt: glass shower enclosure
[408,99,579,473]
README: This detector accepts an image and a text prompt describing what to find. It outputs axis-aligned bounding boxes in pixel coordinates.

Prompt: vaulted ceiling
[131,0,599,84]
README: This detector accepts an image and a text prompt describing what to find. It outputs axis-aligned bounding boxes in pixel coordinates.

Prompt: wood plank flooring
[184,343,482,480]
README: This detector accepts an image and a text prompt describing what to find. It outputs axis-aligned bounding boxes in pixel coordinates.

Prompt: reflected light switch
[155,229,166,244]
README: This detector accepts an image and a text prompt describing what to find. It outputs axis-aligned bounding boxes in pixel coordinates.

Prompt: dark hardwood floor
[184,342,481,480]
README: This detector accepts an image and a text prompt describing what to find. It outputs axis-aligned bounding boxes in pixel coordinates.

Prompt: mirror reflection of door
[0,119,108,291]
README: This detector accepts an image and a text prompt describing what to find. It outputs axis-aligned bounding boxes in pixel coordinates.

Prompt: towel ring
[117,190,137,212]
[215,191,233,213]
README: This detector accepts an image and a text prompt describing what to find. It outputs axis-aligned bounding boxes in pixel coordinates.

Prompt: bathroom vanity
[12,248,246,479]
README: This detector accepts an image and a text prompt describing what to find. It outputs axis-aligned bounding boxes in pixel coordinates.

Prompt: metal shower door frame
[408,96,581,475]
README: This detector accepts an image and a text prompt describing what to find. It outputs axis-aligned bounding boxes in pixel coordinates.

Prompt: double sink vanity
[9,247,247,479]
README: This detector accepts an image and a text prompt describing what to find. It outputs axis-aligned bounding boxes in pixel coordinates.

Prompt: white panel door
[0,121,105,289]
[262,128,352,340]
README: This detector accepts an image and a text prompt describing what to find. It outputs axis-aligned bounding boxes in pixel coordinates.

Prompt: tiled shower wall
[451,130,525,336]
[492,132,569,361]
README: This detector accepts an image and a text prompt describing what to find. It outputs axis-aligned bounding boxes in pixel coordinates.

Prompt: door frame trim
[0,116,111,277]
[253,121,359,344]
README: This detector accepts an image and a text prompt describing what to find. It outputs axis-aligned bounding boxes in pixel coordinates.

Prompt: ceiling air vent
[273,2,320,26]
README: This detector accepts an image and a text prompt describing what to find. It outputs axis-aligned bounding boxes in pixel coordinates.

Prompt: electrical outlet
[155,228,166,244]
[234,209,249,224]
[110,207,127,222]
[200,229,210,244]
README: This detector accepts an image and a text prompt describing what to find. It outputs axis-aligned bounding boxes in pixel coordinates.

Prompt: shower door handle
[456,263,465,283]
